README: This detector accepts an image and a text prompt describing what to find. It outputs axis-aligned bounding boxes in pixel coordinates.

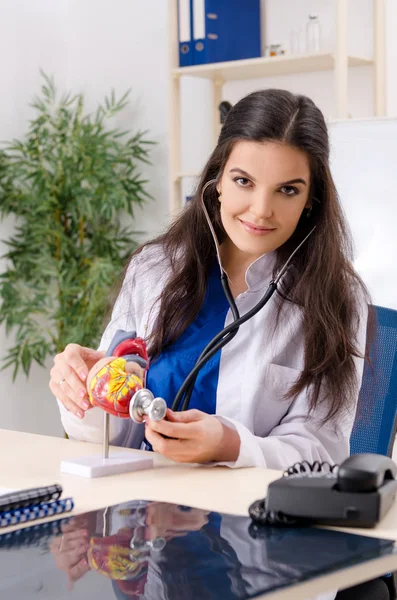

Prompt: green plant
[0,72,154,379]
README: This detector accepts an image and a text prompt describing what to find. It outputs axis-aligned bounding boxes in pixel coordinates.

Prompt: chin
[236,243,274,259]
[234,234,279,253]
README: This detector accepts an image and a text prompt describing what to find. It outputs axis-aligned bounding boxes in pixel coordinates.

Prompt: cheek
[277,200,307,228]
[219,187,249,221]
[219,202,240,234]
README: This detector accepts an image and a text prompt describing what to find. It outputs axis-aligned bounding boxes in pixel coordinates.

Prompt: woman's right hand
[49,344,105,419]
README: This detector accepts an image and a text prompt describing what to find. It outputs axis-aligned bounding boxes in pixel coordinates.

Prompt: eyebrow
[229,168,307,187]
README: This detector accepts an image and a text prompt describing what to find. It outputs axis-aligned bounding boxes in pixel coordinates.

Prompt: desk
[1,428,397,600]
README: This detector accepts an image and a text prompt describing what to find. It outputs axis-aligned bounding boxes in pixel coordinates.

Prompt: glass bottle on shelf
[306,14,321,54]
[290,27,306,55]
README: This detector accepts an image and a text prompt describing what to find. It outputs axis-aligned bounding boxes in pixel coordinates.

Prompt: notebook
[0,484,74,528]
[0,498,394,599]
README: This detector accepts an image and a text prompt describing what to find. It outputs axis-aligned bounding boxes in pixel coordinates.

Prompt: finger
[49,537,88,558]
[165,409,204,423]
[124,361,145,380]
[50,372,88,413]
[50,379,85,419]
[51,365,90,410]
[61,529,89,543]
[68,557,90,585]
[61,539,89,554]
[62,344,96,383]
[61,519,89,533]
[145,427,187,459]
[80,347,105,366]
[145,415,198,440]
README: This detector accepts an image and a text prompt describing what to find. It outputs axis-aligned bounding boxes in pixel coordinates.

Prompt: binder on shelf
[192,0,261,66]
[178,0,194,66]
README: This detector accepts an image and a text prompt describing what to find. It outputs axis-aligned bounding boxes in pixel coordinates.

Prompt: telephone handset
[249,453,397,528]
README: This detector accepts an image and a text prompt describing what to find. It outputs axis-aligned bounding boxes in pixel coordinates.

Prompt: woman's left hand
[143,409,240,464]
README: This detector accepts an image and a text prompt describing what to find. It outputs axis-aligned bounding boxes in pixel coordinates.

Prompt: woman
[50,89,369,470]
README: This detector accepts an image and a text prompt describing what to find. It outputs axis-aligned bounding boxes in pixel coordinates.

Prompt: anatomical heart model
[87,330,149,418]
[60,330,163,478]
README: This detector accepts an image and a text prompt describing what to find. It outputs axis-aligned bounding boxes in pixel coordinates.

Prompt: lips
[239,219,276,233]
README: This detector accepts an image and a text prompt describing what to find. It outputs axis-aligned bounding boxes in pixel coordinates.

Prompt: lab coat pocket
[254,363,301,437]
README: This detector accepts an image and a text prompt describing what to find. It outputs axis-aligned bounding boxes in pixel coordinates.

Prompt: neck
[219,240,260,297]
[219,239,259,281]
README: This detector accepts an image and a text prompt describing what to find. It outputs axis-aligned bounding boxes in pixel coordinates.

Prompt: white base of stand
[60,453,153,478]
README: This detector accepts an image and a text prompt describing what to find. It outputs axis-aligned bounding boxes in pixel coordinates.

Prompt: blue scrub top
[145,263,230,414]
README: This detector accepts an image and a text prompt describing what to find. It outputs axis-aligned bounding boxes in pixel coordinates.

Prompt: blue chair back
[350,305,397,457]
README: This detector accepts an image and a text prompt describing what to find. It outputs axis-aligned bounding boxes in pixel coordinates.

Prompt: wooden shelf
[173,53,373,82]
[175,172,200,181]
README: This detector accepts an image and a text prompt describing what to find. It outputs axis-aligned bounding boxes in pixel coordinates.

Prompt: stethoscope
[129,179,315,422]
[100,505,166,557]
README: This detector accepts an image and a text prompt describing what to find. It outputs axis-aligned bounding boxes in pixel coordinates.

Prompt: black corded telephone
[249,453,397,528]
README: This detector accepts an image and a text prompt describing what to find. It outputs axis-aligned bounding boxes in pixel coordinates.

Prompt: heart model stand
[60,331,166,478]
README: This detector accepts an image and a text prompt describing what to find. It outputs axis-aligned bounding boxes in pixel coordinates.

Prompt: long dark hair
[129,89,370,424]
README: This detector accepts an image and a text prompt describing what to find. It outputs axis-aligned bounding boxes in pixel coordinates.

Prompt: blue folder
[178,0,194,66]
[192,0,261,65]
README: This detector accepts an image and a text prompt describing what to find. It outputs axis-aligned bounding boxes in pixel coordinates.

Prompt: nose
[249,189,274,220]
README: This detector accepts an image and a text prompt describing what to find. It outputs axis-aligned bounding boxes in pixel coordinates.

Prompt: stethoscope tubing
[172,277,278,411]
[170,178,315,412]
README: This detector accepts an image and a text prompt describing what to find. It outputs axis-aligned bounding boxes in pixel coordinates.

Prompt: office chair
[337,305,397,600]
[350,305,397,458]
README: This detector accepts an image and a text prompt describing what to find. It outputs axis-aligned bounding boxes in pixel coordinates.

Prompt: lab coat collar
[245,252,276,292]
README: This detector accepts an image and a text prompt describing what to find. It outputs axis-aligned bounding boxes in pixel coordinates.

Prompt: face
[217,140,311,267]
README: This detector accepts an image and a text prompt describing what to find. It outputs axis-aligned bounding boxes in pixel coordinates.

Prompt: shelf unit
[168,0,386,215]
[173,53,373,82]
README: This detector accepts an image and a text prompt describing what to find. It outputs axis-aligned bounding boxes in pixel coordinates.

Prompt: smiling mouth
[239,219,276,233]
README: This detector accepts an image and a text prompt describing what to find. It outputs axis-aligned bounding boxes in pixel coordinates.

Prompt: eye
[233,177,251,187]
[279,185,299,196]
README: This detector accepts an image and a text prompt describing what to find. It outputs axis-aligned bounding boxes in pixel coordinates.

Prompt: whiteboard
[329,118,397,310]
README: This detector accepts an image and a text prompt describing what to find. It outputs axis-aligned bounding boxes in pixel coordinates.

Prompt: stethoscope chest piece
[129,388,167,423]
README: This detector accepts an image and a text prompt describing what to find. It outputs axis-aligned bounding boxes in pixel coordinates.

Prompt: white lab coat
[57,245,368,600]
[58,244,367,472]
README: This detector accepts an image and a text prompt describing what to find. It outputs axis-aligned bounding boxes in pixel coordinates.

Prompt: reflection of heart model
[88,330,149,418]
[88,530,149,595]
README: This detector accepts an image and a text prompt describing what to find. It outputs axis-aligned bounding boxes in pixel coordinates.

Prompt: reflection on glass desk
[0,499,394,599]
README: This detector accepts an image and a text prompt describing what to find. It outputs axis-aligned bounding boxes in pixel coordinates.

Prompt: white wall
[0,0,169,436]
[0,0,69,437]
[64,0,170,239]
[0,0,396,437]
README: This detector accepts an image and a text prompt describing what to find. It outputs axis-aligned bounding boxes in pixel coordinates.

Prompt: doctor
[50,88,369,470]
